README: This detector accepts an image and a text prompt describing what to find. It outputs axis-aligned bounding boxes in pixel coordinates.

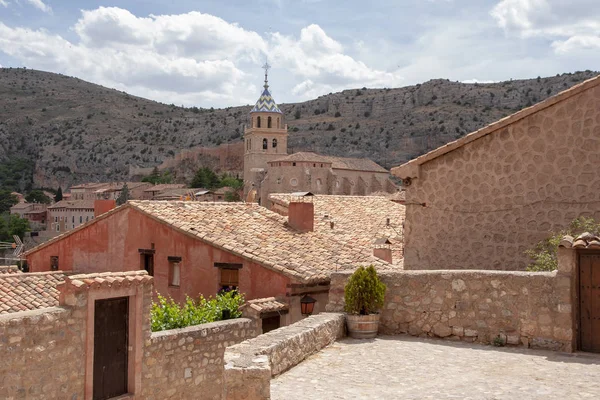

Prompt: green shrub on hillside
[151,290,244,332]
[526,217,600,271]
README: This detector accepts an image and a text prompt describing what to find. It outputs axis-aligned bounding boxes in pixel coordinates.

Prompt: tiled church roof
[251,87,282,114]
[270,152,388,173]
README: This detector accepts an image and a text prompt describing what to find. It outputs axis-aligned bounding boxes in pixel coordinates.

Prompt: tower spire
[262,59,271,89]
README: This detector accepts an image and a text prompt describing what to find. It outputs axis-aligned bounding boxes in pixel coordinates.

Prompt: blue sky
[0,0,598,107]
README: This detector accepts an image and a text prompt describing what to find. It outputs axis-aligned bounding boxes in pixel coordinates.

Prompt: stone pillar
[557,236,577,352]
[223,355,271,400]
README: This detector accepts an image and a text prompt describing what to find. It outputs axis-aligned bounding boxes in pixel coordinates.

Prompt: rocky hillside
[0,68,597,191]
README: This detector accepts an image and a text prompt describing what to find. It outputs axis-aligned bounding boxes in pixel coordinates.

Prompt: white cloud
[0,0,8,8]
[269,24,403,98]
[25,0,51,13]
[0,7,403,106]
[491,0,600,53]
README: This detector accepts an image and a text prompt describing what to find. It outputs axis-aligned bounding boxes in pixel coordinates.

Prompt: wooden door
[579,254,600,352]
[93,297,129,400]
[262,315,281,334]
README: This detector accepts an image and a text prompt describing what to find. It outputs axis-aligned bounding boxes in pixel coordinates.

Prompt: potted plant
[344,265,386,339]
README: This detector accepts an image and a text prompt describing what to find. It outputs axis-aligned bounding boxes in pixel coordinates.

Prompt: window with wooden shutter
[215,263,242,292]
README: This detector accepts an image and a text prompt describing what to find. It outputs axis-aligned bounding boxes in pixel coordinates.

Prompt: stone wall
[223,313,345,400]
[393,79,600,270]
[328,254,575,352]
[142,318,259,400]
[0,306,86,399]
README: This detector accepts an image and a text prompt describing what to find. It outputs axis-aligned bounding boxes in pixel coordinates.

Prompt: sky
[0,0,598,108]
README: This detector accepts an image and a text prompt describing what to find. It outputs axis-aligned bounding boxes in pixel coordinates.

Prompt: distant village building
[243,66,396,206]
[392,74,600,271]
[70,182,152,201]
[10,203,48,231]
[47,200,96,234]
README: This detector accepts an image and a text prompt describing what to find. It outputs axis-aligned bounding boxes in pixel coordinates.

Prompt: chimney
[288,192,314,232]
[373,238,393,264]
[94,199,116,217]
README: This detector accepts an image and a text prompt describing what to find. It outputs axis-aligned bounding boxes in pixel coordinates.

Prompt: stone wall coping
[150,318,254,341]
[0,306,68,325]
[330,269,557,278]
[224,313,344,374]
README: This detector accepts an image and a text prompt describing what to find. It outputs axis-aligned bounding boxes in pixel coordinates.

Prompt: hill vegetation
[0,67,597,191]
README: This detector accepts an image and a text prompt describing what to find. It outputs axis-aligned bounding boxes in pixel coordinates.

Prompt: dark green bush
[344,265,386,315]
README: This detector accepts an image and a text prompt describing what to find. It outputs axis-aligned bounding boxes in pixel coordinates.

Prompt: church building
[243,64,396,205]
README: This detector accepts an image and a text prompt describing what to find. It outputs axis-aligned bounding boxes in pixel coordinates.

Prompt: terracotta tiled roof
[48,200,95,209]
[62,271,152,291]
[392,74,600,179]
[569,233,600,249]
[144,184,186,193]
[269,194,405,265]
[129,201,393,283]
[70,182,109,189]
[0,266,20,274]
[0,272,65,314]
[270,152,388,173]
[243,297,289,313]
[10,202,32,211]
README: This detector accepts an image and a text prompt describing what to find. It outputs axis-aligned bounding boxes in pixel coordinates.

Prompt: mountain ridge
[0,67,597,191]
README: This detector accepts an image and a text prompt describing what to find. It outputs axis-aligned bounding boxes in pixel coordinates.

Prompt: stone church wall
[398,82,600,270]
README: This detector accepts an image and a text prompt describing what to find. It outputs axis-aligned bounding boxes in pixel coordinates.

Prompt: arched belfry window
[263,138,268,150]
[268,117,272,128]
[273,138,278,148]
[257,116,261,128]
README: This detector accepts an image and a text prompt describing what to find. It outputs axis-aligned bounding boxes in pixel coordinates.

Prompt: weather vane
[263,59,271,89]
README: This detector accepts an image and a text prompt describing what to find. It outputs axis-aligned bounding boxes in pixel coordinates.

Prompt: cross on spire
[263,59,271,89]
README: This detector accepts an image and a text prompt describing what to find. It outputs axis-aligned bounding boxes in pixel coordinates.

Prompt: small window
[220,268,239,292]
[79,216,82,224]
[139,251,155,276]
[268,116,272,128]
[50,256,59,271]
[290,178,298,187]
[263,138,268,150]
[313,164,316,167]
[257,116,261,128]
[292,162,296,166]
[86,216,89,222]
[272,138,277,148]
[54,216,58,222]
[56,224,60,232]
[320,164,323,167]
[168,257,182,287]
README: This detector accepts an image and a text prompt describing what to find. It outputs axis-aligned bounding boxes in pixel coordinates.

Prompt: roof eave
[391,73,600,179]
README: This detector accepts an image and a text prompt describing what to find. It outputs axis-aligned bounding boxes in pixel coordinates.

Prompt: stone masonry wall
[328,267,574,351]
[223,313,345,400]
[0,306,86,399]
[401,82,600,270]
[142,318,259,400]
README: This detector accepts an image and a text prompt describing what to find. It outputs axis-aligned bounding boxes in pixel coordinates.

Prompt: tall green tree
[190,167,220,189]
[25,190,52,204]
[55,187,63,202]
[0,190,18,214]
[142,167,174,184]
[116,183,130,206]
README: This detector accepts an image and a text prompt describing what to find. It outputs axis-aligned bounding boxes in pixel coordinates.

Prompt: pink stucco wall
[27,207,292,302]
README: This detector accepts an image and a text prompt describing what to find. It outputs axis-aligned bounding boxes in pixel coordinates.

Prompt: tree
[224,190,241,202]
[294,109,301,119]
[219,176,243,190]
[25,190,52,204]
[7,214,30,240]
[0,190,18,214]
[190,167,220,189]
[55,187,63,202]
[116,183,130,206]
[142,167,173,184]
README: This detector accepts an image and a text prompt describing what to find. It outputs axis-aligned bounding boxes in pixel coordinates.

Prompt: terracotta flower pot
[346,313,380,339]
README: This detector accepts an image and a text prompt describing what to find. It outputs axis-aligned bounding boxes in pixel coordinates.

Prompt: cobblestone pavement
[270,335,600,400]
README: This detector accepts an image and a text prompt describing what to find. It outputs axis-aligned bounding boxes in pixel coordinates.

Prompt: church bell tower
[243,62,288,197]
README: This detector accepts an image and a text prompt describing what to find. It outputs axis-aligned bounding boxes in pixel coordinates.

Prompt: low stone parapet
[223,312,345,400]
[142,318,259,400]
